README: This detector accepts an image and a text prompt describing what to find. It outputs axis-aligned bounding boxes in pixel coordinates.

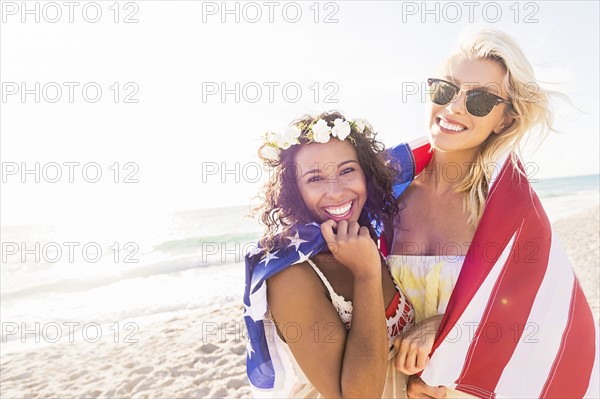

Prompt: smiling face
[428,57,513,154]
[294,138,367,224]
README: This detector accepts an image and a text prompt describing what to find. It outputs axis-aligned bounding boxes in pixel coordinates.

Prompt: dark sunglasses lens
[466,91,497,117]
[430,81,457,105]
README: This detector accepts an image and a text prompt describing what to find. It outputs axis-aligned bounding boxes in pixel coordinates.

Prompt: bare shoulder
[266,261,327,313]
[267,261,322,292]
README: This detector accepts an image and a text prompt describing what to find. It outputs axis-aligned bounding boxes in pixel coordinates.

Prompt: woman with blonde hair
[386,28,599,398]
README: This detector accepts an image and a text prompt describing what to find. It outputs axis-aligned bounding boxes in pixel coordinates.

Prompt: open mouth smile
[322,200,354,220]
[437,117,467,133]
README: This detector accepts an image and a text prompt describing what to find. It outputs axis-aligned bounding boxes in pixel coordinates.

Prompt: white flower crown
[260,117,370,162]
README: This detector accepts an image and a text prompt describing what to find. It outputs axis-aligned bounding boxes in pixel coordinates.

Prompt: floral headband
[260,117,370,161]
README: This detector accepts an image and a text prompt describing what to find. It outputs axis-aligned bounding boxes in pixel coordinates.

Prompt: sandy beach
[1,207,598,399]
[553,207,600,322]
[1,305,251,399]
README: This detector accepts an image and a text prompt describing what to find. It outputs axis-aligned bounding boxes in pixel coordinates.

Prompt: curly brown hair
[253,111,400,256]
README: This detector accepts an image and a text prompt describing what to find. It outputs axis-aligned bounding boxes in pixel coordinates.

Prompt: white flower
[354,119,366,133]
[311,119,332,143]
[274,134,293,150]
[274,126,301,150]
[261,145,279,161]
[284,126,301,140]
[332,118,351,140]
[263,131,278,145]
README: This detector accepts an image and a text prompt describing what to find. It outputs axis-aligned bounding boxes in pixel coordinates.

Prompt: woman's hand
[407,374,447,399]
[394,314,443,374]
[320,219,381,279]
[266,219,388,398]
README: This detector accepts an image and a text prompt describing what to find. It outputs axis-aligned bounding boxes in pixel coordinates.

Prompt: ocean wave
[1,254,244,302]
[153,231,260,254]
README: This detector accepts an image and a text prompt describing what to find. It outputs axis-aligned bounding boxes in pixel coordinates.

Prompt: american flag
[243,138,599,398]
[402,139,600,399]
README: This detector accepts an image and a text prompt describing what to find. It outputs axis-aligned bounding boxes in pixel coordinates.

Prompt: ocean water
[0,206,264,353]
[532,174,599,221]
[1,174,598,353]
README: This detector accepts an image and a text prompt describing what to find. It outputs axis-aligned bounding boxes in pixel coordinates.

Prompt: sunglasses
[427,78,512,117]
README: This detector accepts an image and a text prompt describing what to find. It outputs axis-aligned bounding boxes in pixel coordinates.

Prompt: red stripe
[379,235,389,257]
[433,160,529,351]
[432,160,554,397]
[412,142,433,176]
[541,278,596,398]
[455,194,551,393]
[424,154,597,398]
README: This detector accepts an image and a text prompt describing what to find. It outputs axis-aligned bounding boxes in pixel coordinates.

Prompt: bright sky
[1,1,599,226]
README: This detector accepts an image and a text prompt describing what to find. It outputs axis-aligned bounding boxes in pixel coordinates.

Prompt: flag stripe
[433,160,526,352]
[541,278,597,398]
[421,233,517,390]
[411,138,432,176]
[420,153,599,398]
[584,323,600,398]
[494,232,575,398]
[456,196,552,393]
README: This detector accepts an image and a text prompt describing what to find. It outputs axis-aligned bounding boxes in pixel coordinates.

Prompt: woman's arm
[394,314,443,375]
[394,315,446,398]
[267,220,388,398]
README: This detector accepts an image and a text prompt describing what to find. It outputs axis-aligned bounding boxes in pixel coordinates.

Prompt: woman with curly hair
[243,111,416,398]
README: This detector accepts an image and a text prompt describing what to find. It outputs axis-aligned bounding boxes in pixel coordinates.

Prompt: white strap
[306,258,343,302]
[306,259,354,328]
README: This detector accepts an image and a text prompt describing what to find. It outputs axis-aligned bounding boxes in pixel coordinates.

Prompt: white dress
[387,255,478,399]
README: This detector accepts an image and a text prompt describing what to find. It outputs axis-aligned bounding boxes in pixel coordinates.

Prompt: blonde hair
[440,28,557,225]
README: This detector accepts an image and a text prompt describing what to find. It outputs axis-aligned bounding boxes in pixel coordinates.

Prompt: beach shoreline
[2,206,598,399]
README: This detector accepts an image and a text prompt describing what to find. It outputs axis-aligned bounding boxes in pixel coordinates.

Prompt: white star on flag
[293,250,313,265]
[261,250,279,267]
[287,231,308,251]
[246,340,256,359]
[246,245,261,257]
